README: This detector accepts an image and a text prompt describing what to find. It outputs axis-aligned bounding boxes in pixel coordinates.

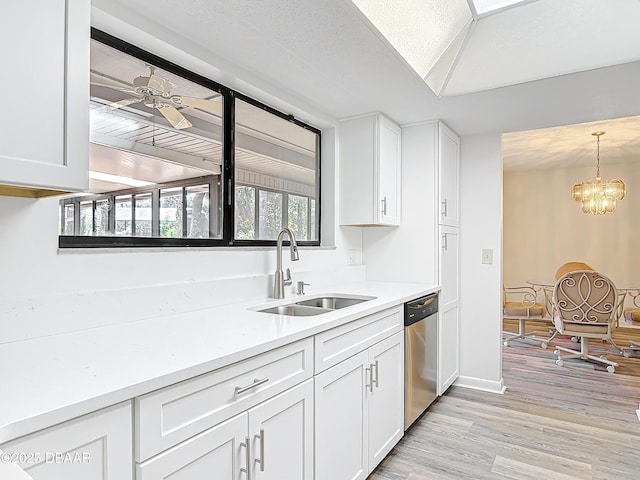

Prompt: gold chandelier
[572,131,625,215]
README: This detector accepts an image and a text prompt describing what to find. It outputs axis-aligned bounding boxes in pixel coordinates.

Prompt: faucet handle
[283,268,292,286]
[296,281,310,295]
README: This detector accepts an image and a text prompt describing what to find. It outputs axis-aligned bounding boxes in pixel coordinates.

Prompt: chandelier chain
[596,134,600,178]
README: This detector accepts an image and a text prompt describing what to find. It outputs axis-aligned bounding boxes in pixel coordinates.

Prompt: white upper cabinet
[438,122,460,226]
[0,0,90,197]
[340,113,401,226]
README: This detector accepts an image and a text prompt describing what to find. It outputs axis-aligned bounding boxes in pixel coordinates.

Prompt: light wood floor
[369,321,640,479]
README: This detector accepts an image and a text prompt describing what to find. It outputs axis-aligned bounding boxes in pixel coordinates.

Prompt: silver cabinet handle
[365,366,373,392]
[235,377,269,395]
[372,360,379,388]
[442,234,448,250]
[254,428,265,472]
[240,436,251,479]
[442,199,448,217]
[381,196,387,216]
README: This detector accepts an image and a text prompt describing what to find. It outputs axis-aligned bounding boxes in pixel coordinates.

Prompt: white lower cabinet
[136,338,314,480]
[249,379,314,480]
[368,333,404,468]
[1,402,132,480]
[138,379,313,480]
[315,331,404,480]
[137,413,245,480]
[1,305,410,480]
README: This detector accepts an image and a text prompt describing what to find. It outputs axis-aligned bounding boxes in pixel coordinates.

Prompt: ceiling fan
[91,66,222,129]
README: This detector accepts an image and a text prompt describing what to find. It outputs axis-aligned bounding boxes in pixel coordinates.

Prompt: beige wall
[504,162,640,289]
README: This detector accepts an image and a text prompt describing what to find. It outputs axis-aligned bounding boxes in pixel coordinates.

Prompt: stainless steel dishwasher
[404,292,438,430]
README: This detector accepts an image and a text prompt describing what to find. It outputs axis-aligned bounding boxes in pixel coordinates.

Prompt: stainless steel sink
[254,294,376,316]
[296,295,376,309]
[256,304,333,316]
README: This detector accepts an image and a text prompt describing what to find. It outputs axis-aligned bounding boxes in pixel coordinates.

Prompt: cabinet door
[0,0,89,195]
[137,413,247,480]
[377,115,401,225]
[315,350,368,480]
[439,306,460,395]
[248,379,313,480]
[439,225,460,394]
[2,402,132,480]
[339,113,401,226]
[439,122,460,226]
[439,225,460,308]
[367,331,404,470]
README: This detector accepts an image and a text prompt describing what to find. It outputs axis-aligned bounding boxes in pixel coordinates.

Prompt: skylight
[352,0,640,97]
[351,0,472,79]
[351,0,533,95]
[472,0,530,15]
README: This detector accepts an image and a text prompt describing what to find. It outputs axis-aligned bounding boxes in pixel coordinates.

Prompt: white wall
[458,133,504,390]
[0,8,365,342]
[504,162,640,288]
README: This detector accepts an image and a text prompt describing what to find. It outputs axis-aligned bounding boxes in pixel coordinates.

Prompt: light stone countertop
[0,280,439,444]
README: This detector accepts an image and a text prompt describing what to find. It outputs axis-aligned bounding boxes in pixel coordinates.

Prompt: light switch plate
[482,249,493,264]
[347,249,356,265]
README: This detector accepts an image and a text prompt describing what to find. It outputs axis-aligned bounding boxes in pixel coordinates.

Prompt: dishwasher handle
[404,293,438,326]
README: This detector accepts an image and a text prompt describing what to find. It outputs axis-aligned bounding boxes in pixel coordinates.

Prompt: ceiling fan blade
[171,95,222,114]
[90,81,139,96]
[156,103,193,129]
[93,97,142,114]
[109,98,143,109]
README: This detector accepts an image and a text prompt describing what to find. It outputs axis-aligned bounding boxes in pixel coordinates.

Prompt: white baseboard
[454,375,506,394]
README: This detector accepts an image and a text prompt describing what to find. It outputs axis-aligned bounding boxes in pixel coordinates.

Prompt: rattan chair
[503,286,548,346]
[552,270,621,373]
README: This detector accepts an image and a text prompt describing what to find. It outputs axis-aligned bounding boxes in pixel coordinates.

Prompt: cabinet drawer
[315,306,402,373]
[136,338,313,462]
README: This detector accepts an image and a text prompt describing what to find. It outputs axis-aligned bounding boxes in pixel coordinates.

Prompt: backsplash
[1,266,366,344]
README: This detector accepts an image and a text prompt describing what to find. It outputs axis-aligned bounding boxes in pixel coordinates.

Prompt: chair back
[553,270,617,327]
[554,261,593,280]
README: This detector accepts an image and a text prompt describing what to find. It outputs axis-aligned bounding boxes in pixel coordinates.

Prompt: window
[233,98,319,243]
[59,29,320,248]
[60,177,216,239]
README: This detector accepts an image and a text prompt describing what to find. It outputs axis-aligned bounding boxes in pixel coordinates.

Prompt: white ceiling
[503,115,640,171]
[91,0,640,169]
[351,0,640,97]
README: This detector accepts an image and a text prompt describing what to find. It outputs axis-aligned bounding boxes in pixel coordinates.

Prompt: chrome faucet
[273,228,300,298]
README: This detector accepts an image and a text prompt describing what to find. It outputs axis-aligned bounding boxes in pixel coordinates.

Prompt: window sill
[57,245,336,255]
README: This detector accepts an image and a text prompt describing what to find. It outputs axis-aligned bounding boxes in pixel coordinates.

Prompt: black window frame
[59,28,321,249]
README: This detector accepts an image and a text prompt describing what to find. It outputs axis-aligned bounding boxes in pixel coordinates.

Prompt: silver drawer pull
[235,377,269,395]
